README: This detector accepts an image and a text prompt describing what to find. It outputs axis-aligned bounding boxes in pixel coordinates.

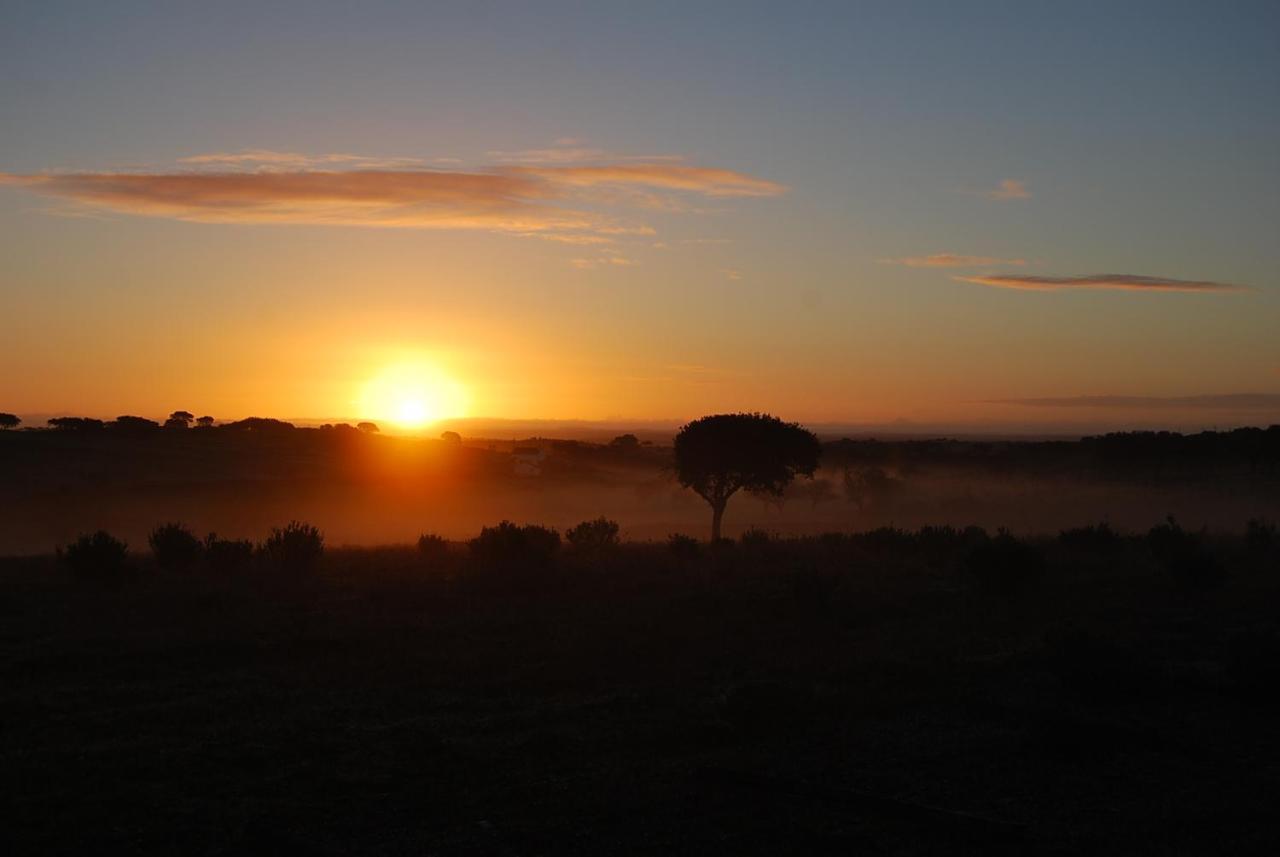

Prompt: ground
[3,533,1278,855]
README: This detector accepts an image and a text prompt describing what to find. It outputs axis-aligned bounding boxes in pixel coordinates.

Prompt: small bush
[964,530,1043,598]
[565,517,621,553]
[261,521,325,574]
[148,522,202,571]
[417,533,451,565]
[1059,522,1121,551]
[667,533,701,559]
[204,533,254,572]
[1147,516,1222,588]
[739,527,772,548]
[469,521,560,574]
[62,531,130,577]
[1245,518,1276,556]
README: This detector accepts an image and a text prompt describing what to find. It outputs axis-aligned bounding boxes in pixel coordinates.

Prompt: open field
[4,525,1279,855]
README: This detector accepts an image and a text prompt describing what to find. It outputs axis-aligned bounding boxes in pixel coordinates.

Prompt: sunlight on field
[357,359,469,429]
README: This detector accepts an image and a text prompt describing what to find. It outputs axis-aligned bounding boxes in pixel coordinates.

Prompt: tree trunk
[710,499,727,542]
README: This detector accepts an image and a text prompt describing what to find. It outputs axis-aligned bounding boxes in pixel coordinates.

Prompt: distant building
[512,446,546,476]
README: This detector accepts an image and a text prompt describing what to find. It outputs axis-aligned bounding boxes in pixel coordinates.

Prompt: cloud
[954,273,1246,292]
[884,253,1026,268]
[985,179,1030,200]
[569,255,636,269]
[178,149,427,169]
[514,164,787,197]
[1,155,784,241]
[988,394,1280,410]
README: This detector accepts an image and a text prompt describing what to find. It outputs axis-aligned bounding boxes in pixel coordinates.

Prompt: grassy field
[3,525,1279,855]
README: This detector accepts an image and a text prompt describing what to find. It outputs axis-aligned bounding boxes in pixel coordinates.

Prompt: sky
[2,0,1278,433]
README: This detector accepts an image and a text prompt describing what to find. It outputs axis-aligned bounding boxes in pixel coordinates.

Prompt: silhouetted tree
[165,410,194,429]
[0,413,19,430]
[357,421,380,433]
[609,433,641,452]
[195,415,215,428]
[113,415,160,431]
[440,430,462,444]
[48,417,106,431]
[674,413,821,541]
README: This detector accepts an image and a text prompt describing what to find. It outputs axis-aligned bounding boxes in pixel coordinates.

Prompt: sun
[357,360,468,430]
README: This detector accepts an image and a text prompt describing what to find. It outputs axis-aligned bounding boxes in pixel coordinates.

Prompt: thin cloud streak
[1,157,785,240]
[955,273,1246,293]
[985,178,1030,200]
[884,253,1026,267]
[988,394,1280,410]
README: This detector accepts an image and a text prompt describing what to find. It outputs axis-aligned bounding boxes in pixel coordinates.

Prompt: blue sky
[2,1,1277,429]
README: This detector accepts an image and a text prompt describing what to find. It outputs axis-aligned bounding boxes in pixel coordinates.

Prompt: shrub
[1147,516,1222,588]
[62,531,130,577]
[1245,518,1276,556]
[565,517,621,552]
[667,533,701,559]
[468,521,560,574]
[148,522,202,571]
[964,530,1043,598]
[739,527,772,548]
[204,533,255,572]
[261,521,325,574]
[417,533,451,564]
[1059,522,1121,551]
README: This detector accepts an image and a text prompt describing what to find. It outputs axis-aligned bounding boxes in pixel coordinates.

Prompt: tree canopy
[673,413,821,540]
[0,413,19,430]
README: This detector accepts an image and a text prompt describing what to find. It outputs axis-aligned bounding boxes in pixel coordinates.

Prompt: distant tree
[165,410,194,429]
[220,417,295,432]
[566,517,621,552]
[48,417,106,431]
[0,413,19,430]
[357,421,380,433]
[195,416,215,428]
[440,430,462,444]
[609,433,641,452]
[148,523,202,571]
[112,415,160,431]
[674,413,821,541]
[261,521,325,574]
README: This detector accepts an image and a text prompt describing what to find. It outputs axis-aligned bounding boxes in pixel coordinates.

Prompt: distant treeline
[4,415,1279,484]
[825,426,1280,479]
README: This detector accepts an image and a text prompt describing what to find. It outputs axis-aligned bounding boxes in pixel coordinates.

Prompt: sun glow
[357,359,469,430]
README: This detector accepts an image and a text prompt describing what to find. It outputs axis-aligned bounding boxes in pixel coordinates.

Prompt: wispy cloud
[954,273,1246,293]
[988,394,1280,410]
[882,253,1026,268]
[1,154,785,242]
[177,149,429,169]
[985,178,1030,200]
[569,255,636,269]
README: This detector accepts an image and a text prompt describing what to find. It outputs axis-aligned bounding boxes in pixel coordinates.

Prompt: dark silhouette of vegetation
[47,416,105,430]
[964,530,1043,599]
[416,532,450,564]
[357,421,379,433]
[203,533,254,572]
[468,521,560,576]
[113,415,160,431]
[148,522,202,571]
[195,415,215,427]
[565,517,621,552]
[440,430,462,444]
[261,521,325,573]
[1148,516,1222,588]
[165,410,194,429]
[1246,518,1276,555]
[666,532,701,558]
[0,413,19,430]
[1058,522,1122,551]
[609,433,640,452]
[674,413,821,540]
[60,530,129,576]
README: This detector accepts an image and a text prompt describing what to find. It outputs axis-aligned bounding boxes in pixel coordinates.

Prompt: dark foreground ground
[3,528,1279,855]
